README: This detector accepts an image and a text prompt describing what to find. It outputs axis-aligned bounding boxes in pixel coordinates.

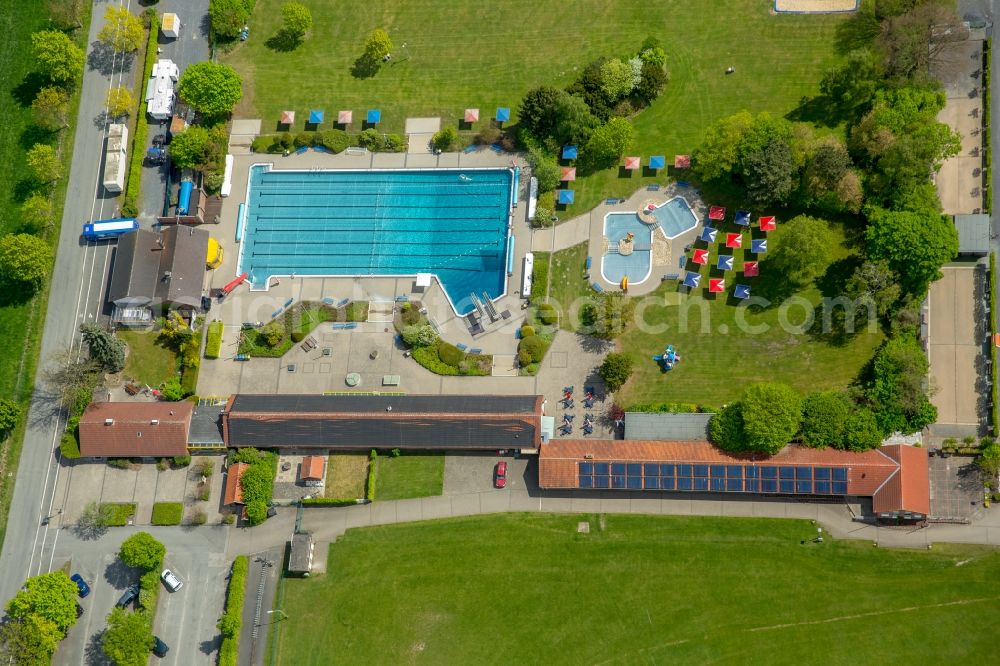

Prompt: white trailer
[161,13,180,39]
[146,59,179,121]
[102,123,128,193]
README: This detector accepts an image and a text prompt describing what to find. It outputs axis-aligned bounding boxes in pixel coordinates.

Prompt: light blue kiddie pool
[652,196,698,239]
[237,165,514,315]
[601,197,697,286]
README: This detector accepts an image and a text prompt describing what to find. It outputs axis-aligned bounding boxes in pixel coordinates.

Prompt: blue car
[70,573,90,598]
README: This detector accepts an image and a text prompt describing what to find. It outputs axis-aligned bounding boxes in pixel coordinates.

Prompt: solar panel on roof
[762,479,778,493]
[796,480,812,493]
[678,464,692,477]
[779,479,794,493]
[711,465,725,478]
[595,476,610,488]
[644,463,660,477]
[693,465,709,478]
[594,462,609,476]
[611,462,626,475]
[711,478,725,491]
[580,462,593,475]
[745,465,759,479]
[796,467,812,480]
[579,475,593,489]
[661,464,675,477]
[661,477,675,490]
[761,466,777,479]
[627,476,642,489]
[612,475,625,488]
[677,477,693,491]
[727,465,742,478]
[832,468,848,482]
[832,481,848,494]
[627,463,642,476]
[814,467,831,481]
[644,477,659,489]
[815,481,830,494]
[727,478,742,491]
[779,467,795,480]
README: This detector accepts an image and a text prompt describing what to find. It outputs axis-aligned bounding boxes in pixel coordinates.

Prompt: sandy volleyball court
[774,0,858,12]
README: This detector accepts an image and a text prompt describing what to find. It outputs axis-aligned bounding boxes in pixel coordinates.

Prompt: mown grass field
[274,514,1000,665]
[224,0,845,211]
[375,453,444,500]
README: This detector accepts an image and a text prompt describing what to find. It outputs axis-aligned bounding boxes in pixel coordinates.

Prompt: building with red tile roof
[78,401,193,458]
[223,462,248,505]
[539,440,928,521]
[301,456,326,485]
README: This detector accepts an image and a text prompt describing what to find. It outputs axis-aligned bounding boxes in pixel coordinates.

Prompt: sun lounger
[322,297,336,305]
[456,343,468,351]
[337,298,350,307]
[470,323,484,336]
[312,145,327,152]
[591,282,604,293]
[469,348,481,355]
[295,146,308,154]
[585,256,592,269]
[284,298,294,308]
[235,354,250,361]
[490,144,503,153]
[271,308,283,319]
[382,375,400,386]
[345,322,358,329]
[463,144,478,154]
[395,295,409,302]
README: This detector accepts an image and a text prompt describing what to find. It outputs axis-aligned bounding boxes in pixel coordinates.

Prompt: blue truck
[82,218,139,241]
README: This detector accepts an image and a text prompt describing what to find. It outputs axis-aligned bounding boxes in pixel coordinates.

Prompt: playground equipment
[653,344,682,371]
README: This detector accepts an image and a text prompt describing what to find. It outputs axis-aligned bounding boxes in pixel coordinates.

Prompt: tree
[80,324,126,373]
[843,408,883,451]
[281,2,312,39]
[400,324,437,348]
[47,0,85,31]
[431,126,459,151]
[104,86,135,119]
[739,383,803,454]
[709,403,745,451]
[599,59,634,102]
[44,355,101,409]
[742,137,796,205]
[161,376,185,401]
[693,111,793,184]
[32,86,70,131]
[261,321,284,346]
[800,391,851,448]
[518,86,567,141]
[6,572,79,634]
[31,30,85,83]
[102,607,154,666]
[526,147,560,193]
[0,398,22,432]
[865,206,958,296]
[636,60,667,104]
[209,0,252,40]
[866,336,937,434]
[766,215,834,287]
[26,144,62,183]
[581,291,635,340]
[0,234,53,288]
[566,58,614,120]
[583,117,633,169]
[76,501,113,537]
[178,62,243,117]
[118,532,165,571]
[977,440,1000,484]
[599,353,634,392]
[98,5,144,53]
[819,48,882,119]
[168,126,211,169]
[877,2,968,82]
[364,28,392,61]
[0,613,62,664]
[21,194,55,231]
[845,259,901,319]
[551,94,599,148]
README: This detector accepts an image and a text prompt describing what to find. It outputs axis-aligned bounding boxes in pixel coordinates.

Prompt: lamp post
[267,609,289,621]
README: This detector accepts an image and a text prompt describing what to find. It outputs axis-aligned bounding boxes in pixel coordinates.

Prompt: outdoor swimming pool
[651,196,698,238]
[238,166,514,315]
[602,212,652,285]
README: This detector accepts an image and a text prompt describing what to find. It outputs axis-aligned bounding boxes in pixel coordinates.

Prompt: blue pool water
[602,213,652,285]
[239,166,514,314]
[653,196,698,238]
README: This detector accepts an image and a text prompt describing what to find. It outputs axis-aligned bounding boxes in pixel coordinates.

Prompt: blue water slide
[506,235,515,275]
[512,166,520,207]
[177,181,194,215]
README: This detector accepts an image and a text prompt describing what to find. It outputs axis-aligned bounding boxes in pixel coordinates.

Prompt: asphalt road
[51,526,229,666]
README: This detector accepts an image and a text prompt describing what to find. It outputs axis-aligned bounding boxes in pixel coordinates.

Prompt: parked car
[494,461,507,489]
[115,583,139,608]
[161,569,183,592]
[152,636,169,658]
[70,573,90,598]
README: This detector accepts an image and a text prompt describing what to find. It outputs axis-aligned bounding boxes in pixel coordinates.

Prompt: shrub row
[412,345,459,375]
[217,555,248,666]
[992,252,998,436]
[101,502,137,526]
[626,402,713,413]
[151,502,183,526]
[204,319,223,359]
[234,448,277,525]
[121,14,159,217]
[301,497,358,506]
[366,450,377,501]
[138,568,160,613]
[251,128,351,154]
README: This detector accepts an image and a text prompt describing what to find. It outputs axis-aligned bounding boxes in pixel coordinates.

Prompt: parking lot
[52,527,229,666]
[444,453,535,495]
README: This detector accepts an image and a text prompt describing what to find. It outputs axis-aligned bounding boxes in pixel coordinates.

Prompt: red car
[494,461,507,488]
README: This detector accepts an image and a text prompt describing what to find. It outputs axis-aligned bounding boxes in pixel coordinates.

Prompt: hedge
[205,320,223,359]
[366,450,377,501]
[218,556,248,666]
[412,345,459,375]
[990,253,997,431]
[301,497,358,506]
[151,502,183,526]
[121,14,159,217]
[437,340,464,366]
[60,431,80,459]
[100,502,137,527]
[138,568,160,613]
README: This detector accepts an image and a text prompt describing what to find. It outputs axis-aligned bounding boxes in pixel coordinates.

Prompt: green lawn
[545,242,592,329]
[615,221,883,407]
[224,0,845,212]
[118,330,178,388]
[375,453,444,501]
[273,514,1000,665]
[324,454,369,499]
